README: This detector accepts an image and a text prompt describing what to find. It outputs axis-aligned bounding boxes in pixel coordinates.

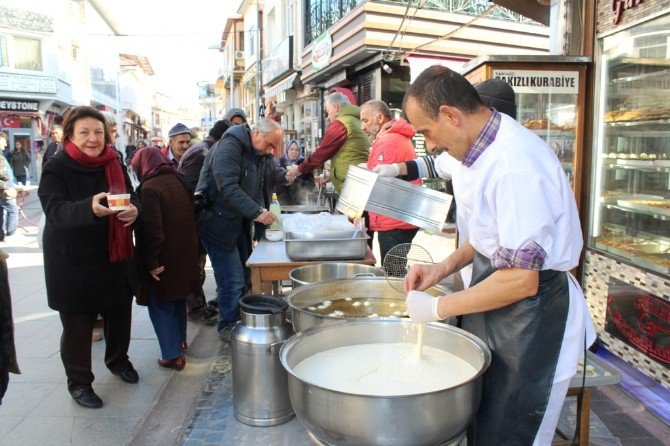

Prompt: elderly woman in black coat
[38,106,140,409]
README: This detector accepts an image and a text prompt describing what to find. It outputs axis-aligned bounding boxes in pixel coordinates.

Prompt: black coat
[196,125,285,250]
[38,150,140,313]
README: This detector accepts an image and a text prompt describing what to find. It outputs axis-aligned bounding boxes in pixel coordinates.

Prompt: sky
[91,0,241,105]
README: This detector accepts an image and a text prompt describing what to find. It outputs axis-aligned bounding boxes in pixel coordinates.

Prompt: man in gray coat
[195,119,287,341]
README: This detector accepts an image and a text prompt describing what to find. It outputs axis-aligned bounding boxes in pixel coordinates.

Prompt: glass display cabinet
[462,55,591,208]
[590,14,670,277]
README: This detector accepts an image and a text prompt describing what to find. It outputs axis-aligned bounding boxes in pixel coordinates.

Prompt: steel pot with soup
[286,277,450,332]
[288,262,385,289]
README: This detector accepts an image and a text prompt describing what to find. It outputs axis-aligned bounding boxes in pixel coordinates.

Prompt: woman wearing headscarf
[274,140,314,205]
[38,106,140,409]
[132,147,200,371]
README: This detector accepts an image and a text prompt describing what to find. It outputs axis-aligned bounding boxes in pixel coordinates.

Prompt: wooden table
[247,240,376,295]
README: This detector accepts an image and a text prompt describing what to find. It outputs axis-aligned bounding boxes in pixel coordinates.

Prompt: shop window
[0,36,7,67]
[0,35,42,71]
[13,36,42,71]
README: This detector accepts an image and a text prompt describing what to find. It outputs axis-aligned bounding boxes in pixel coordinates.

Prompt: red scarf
[65,141,134,263]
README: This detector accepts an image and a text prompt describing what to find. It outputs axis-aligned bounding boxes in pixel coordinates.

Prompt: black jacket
[196,125,285,250]
[38,150,140,313]
[178,136,216,194]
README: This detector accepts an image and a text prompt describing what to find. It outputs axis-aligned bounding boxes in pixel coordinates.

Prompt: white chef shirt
[453,113,595,383]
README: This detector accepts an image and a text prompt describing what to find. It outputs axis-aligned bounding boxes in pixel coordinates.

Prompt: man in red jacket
[360,100,422,266]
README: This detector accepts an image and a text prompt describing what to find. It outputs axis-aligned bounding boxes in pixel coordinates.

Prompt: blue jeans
[0,198,17,238]
[147,289,187,361]
[201,234,249,331]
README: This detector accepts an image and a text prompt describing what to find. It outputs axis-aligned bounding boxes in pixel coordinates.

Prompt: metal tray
[280,205,330,214]
[284,230,370,261]
[366,176,453,234]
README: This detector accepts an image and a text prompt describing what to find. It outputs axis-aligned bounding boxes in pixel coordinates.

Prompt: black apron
[464,251,569,445]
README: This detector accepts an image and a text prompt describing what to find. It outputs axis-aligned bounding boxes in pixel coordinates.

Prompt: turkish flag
[1,116,20,128]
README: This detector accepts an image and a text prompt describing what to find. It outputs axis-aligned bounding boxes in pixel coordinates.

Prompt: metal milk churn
[231,294,295,426]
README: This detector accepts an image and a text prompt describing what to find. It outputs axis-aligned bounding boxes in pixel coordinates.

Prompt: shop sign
[0,98,39,112]
[605,278,670,367]
[612,0,644,25]
[263,36,293,85]
[492,70,579,95]
[0,72,57,94]
[311,33,332,72]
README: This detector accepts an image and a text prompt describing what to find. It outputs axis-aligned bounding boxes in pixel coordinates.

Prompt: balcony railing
[304,0,538,46]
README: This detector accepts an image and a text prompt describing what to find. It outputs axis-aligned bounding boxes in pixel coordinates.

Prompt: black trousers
[185,252,208,317]
[59,301,132,390]
[378,228,420,267]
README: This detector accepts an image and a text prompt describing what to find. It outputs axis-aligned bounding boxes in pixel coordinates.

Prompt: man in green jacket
[287,92,370,192]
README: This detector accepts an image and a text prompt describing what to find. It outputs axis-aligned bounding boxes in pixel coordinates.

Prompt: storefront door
[6,129,36,184]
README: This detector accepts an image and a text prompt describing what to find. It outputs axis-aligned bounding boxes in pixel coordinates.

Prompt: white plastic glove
[406,290,441,323]
[373,163,400,177]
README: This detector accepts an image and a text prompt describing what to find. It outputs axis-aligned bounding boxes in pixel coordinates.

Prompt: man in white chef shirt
[401,66,595,446]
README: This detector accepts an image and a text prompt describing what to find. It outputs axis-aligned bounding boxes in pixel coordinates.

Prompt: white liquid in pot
[293,341,478,396]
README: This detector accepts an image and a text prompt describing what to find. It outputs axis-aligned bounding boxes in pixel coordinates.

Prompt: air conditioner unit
[234,50,245,60]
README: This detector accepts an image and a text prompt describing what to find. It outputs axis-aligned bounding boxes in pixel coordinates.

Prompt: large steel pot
[287,277,449,333]
[280,319,491,446]
[289,263,385,289]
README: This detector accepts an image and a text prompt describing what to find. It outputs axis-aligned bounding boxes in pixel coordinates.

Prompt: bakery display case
[461,55,591,208]
[589,13,670,277]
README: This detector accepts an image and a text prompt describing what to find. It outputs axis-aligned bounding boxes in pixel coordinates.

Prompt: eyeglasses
[265,141,280,152]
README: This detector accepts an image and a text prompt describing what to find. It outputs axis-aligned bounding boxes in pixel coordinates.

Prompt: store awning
[264,73,298,98]
[490,0,549,25]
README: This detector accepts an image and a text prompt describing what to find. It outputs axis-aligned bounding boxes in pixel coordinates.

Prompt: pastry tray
[634,253,670,275]
[616,199,670,217]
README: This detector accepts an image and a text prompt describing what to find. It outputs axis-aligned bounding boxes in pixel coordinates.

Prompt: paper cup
[107,193,131,211]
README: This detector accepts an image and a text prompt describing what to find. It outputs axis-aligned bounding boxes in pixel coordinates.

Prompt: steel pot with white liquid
[280,319,491,446]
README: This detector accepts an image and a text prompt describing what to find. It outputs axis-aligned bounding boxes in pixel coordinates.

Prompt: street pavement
[0,191,220,446]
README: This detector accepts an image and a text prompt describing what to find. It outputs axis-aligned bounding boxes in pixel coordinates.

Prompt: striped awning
[264,73,298,98]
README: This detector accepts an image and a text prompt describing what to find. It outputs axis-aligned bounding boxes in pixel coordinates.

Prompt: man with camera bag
[194,119,287,341]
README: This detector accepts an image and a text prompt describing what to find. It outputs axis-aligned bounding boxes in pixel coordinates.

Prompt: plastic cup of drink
[107,193,131,211]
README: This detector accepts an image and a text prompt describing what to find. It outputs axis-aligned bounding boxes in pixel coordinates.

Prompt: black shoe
[198,306,219,325]
[218,322,236,342]
[111,364,139,384]
[207,298,217,307]
[70,387,103,408]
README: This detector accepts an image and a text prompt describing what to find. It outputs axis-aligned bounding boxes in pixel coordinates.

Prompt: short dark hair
[208,119,231,139]
[403,65,484,119]
[62,106,113,146]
